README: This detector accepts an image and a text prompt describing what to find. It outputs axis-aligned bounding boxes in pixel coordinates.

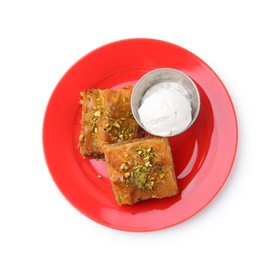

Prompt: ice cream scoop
[131,68,200,137]
[138,82,192,136]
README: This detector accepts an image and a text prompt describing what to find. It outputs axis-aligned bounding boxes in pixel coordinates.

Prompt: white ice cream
[138,82,192,136]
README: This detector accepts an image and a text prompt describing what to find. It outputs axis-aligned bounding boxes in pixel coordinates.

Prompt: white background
[1,0,274,259]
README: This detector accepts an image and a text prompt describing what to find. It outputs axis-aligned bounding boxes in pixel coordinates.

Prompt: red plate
[43,38,238,231]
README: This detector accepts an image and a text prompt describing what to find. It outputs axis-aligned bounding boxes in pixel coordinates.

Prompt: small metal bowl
[131,68,200,137]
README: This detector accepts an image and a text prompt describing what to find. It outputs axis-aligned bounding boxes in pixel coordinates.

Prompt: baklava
[79,88,144,159]
[104,137,178,205]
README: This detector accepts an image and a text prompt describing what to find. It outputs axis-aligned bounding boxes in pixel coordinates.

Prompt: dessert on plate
[79,88,144,159]
[104,137,178,205]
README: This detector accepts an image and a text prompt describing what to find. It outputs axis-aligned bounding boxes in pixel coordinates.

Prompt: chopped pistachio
[145,181,154,190]
[113,122,120,128]
[120,176,125,182]
[120,163,128,171]
[105,126,112,132]
[120,146,164,191]
[94,110,101,117]
[145,161,152,167]
[124,172,130,178]
[79,134,84,141]
[94,127,98,134]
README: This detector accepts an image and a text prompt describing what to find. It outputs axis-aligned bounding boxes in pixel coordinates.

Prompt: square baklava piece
[79,88,144,159]
[104,137,178,205]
